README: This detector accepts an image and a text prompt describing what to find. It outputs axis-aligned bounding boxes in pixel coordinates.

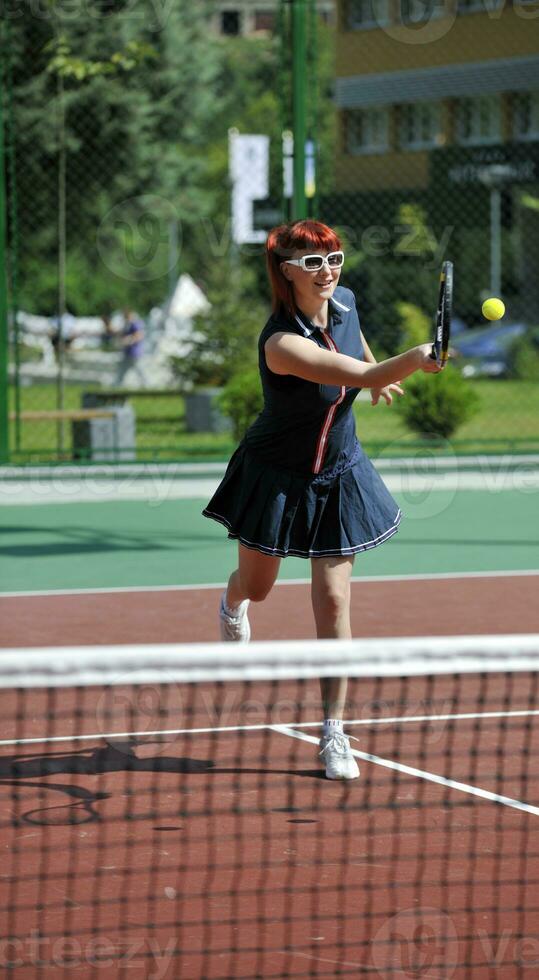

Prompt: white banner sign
[229,133,270,244]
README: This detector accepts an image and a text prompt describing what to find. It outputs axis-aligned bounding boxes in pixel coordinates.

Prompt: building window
[221,10,241,35]
[254,10,275,32]
[513,92,539,141]
[400,0,447,21]
[346,107,390,154]
[456,96,501,146]
[345,0,390,29]
[399,102,442,150]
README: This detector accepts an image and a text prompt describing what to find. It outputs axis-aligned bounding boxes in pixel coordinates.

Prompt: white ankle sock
[323,718,343,737]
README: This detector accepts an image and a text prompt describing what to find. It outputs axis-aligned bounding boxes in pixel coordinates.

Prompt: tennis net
[1,634,538,979]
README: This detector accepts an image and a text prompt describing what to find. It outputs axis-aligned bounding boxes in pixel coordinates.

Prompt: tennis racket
[430,260,453,368]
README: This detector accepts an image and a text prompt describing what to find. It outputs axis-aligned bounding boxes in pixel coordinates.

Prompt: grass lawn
[7,377,539,463]
[353,379,539,456]
[8,382,234,463]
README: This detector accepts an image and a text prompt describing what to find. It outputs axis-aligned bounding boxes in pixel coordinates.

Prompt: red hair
[266,220,342,318]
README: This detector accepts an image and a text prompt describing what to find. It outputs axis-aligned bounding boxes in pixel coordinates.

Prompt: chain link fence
[2,0,539,464]
[2,2,230,464]
[314,1,539,457]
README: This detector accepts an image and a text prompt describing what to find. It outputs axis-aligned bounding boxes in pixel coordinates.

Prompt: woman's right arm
[265,332,440,389]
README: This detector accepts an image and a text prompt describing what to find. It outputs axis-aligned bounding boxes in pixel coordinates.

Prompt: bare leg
[310,555,354,720]
[134,359,148,388]
[114,357,129,387]
[226,543,281,608]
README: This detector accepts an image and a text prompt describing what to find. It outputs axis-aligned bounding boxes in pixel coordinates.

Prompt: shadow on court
[0,745,328,826]
[0,524,219,559]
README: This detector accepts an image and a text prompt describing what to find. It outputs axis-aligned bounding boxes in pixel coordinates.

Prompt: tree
[3,4,339,321]
[358,205,446,355]
[169,261,266,390]
[3,1,227,313]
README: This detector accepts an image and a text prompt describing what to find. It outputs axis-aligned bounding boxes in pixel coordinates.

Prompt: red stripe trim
[312,333,346,474]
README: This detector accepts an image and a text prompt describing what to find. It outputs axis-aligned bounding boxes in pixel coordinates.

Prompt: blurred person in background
[50,310,76,361]
[115,308,148,387]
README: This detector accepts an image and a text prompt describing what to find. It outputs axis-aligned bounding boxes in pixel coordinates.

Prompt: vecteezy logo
[372,907,459,978]
[379,0,457,44]
[95,677,182,757]
[96,194,180,282]
[372,439,459,522]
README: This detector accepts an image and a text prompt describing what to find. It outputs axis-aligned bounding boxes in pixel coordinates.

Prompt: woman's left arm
[360,331,404,406]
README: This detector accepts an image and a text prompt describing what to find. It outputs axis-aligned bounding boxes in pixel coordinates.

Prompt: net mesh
[1,635,538,979]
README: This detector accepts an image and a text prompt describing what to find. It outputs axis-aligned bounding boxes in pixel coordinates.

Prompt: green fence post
[292,0,307,221]
[0,63,9,464]
[307,0,318,218]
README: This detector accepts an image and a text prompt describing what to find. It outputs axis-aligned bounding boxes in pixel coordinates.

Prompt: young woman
[203,220,442,780]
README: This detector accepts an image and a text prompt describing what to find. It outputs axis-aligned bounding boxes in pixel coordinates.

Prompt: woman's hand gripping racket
[430,260,453,368]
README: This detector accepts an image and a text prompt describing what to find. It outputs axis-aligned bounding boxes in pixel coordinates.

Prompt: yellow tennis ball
[482,297,505,321]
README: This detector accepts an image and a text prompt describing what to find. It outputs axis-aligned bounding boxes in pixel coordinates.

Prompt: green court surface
[0,488,537,594]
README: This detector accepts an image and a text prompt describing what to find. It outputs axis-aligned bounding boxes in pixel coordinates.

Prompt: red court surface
[1,667,539,978]
[1,573,538,648]
[1,575,538,978]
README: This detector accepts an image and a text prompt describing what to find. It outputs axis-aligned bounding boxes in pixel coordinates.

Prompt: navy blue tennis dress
[202,286,401,558]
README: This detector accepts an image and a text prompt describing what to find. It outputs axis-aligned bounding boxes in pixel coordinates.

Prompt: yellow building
[330,1,539,319]
[335,0,539,191]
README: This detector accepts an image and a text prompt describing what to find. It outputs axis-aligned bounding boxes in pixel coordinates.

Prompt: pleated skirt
[202,441,401,559]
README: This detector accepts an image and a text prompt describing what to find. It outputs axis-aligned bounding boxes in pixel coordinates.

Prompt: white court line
[271,725,539,818]
[1,470,538,504]
[278,950,365,971]
[1,568,538,599]
[1,454,538,478]
[2,707,539,748]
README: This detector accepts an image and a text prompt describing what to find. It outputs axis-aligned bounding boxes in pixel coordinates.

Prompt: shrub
[506,329,539,381]
[168,299,262,389]
[168,264,266,389]
[397,366,480,440]
[218,368,263,441]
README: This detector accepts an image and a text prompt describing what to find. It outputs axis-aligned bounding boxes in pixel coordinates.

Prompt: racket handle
[430,345,437,361]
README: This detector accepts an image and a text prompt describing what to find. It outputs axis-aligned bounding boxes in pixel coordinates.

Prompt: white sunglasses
[283,251,344,272]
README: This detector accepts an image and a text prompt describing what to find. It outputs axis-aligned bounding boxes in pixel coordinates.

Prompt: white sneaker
[219,592,251,642]
[319,731,360,780]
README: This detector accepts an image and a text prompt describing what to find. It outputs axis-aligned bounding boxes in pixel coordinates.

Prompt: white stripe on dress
[330,296,351,312]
